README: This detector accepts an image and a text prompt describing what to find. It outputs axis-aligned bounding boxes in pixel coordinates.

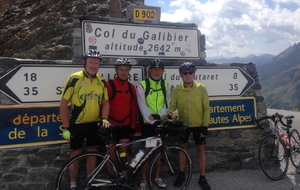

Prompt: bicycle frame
[256,113,300,181]
[56,122,192,190]
[88,129,165,187]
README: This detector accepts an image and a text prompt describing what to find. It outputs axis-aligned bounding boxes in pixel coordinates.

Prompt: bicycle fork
[160,147,176,175]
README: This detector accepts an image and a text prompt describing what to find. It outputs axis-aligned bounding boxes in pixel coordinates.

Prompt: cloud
[155,0,300,57]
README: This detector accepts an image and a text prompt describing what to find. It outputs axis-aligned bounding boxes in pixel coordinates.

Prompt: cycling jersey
[106,77,137,129]
[62,70,108,124]
[137,78,171,124]
[169,81,210,127]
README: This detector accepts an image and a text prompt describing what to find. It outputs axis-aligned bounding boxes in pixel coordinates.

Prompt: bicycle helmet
[83,50,102,61]
[149,59,164,69]
[179,62,196,72]
[115,58,132,68]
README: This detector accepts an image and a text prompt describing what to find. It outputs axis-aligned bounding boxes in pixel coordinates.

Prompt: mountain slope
[0,0,140,59]
[207,43,300,110]
[207,54,274,65]
[257,43,300,110]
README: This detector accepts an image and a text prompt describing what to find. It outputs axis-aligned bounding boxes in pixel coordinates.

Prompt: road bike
[255,113,300,180]
[55,120,192,189]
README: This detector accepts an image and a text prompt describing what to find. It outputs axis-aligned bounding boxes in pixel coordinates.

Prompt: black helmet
[149,59,164,69]
[179,62,196,72]
[115,58,132,68]
[83,50,102,61]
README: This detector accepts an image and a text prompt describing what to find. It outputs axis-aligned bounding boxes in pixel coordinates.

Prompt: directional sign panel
[82,20,200,59]
[209,97,256,130]
[163,66,255,96]
[0,65,254,104]
[0,64,144,104]
[0,97,256,149]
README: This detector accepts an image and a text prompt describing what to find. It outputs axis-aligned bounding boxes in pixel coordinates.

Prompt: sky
[144,0,300,58]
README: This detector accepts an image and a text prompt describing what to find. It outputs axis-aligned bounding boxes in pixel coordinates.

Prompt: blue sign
[0,105,65,149]
[0,97,256,148]
[209,97,256,130]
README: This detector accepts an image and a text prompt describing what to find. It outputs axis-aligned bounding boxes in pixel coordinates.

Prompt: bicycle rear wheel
[56,152,118,190]
[147,146,192,190]
[290,129,300,168]
[259,135,289,181]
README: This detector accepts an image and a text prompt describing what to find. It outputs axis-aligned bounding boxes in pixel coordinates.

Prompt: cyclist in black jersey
[60,50,110,190]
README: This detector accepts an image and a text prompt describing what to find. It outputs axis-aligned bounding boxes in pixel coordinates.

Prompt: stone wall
[0,17,268,190]
[0,57,267,189]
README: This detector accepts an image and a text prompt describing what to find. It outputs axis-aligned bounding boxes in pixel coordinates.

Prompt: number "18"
[23,73,38,95]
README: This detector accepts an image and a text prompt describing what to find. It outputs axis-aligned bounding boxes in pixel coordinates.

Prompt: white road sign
[163,66,255,96]
[0,65,254,104]
[0,64,144,104]
[82,20,200,59]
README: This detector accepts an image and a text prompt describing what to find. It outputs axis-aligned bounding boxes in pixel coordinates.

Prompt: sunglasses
[182,71,194,75]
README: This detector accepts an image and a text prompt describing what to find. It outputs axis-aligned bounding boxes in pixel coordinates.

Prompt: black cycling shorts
[69,122,100,150]
[180,127,206,145]
[112,125,131,140]
[141,124,156,138]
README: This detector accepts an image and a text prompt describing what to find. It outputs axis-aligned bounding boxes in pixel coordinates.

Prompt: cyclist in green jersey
[137,59,171,190]
[168,62,211,190]
[60,50,110,190]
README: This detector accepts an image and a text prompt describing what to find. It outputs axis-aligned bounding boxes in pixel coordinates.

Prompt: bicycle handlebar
[255,112,294,130]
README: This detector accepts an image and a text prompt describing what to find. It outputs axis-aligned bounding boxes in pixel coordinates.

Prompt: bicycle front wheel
[290,129,300,168]
[147,146,192,190]
[56,152,118,190]
[259,135,289,181]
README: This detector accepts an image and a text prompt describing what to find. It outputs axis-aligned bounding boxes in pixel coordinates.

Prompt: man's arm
[167,87,178,119]
[60,98,70,129]
[101,99,110,119]
[158,80,172,119]
[130,84,138,130]
[136,83,154,124]
[202,87,210,127]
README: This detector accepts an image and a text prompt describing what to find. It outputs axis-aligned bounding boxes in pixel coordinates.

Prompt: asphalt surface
[187,109,300,190]
[187,168,300,190]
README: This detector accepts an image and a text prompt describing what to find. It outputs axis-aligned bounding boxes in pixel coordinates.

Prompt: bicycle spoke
[290,129,300,168]
[147,146,192,190]
[259,135,289,181]
[56,153,118,190]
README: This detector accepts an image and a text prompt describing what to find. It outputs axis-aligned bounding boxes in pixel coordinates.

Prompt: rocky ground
[0,0,142,60]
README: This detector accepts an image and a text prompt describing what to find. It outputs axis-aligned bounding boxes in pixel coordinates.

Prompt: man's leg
[179,142,188,171]
[69,149,83,188]
[86,147,98,175]
[195,136,210,190]
[196,145,206,176]
[173,142,188,187]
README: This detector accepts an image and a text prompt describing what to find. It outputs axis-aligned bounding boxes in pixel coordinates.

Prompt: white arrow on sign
[163,66,255,96]
[0,64,144,104]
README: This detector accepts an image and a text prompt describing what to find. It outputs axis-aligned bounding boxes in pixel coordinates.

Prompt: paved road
[187,109,300,190]
[187,168,300,190]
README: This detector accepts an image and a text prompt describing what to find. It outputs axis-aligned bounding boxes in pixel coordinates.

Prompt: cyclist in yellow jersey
[168,62,211,190]
[60,50,110,190]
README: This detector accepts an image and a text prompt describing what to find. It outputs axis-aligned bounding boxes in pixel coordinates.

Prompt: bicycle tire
[259,134,289,181]
[55,152,118,190]
[290,129,300,168]
[147,146,192,190]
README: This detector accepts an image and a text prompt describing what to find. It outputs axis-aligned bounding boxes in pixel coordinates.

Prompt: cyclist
[168,62,211,190]
[60,50,110,190]
[105,58,138,173]
[136,59,171,190]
